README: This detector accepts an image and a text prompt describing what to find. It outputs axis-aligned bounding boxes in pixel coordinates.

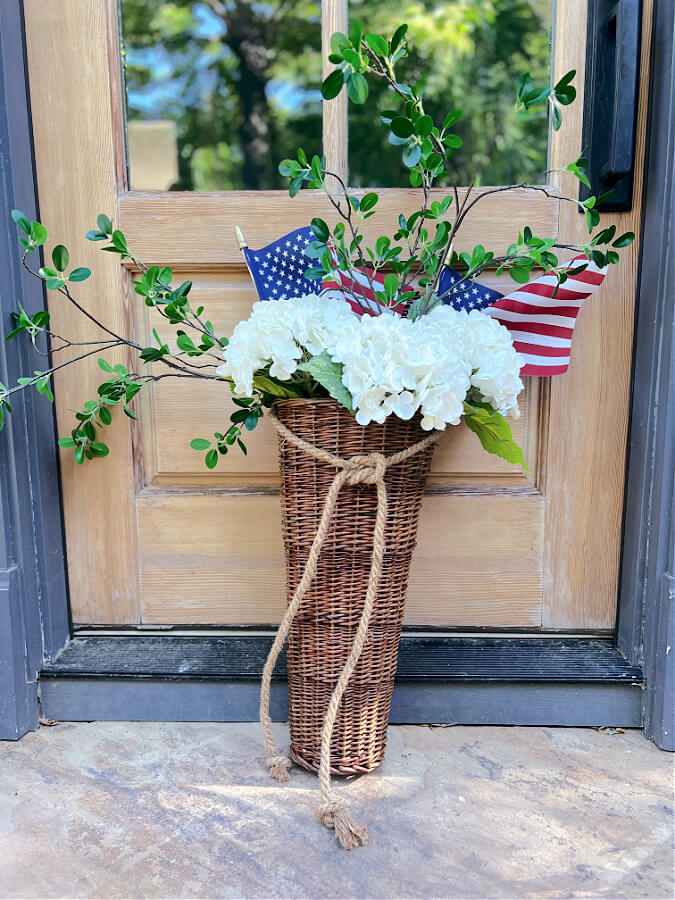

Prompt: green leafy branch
[277,22,635,318]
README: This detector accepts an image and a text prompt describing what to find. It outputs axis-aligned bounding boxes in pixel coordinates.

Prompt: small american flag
[241,226,318,301]
[484,255,607,376]
[242,225,388,314]
[437,266,503,311]
[440,255,607,376]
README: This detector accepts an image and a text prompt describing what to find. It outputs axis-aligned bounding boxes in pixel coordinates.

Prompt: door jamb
[617,0,675,750]
[0,0,70,739]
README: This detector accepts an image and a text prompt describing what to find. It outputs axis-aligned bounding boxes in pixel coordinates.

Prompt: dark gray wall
[0,0,70,739]
[618,0,675,750]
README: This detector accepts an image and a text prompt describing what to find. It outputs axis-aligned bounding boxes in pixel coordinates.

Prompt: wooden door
[23,0,652,630]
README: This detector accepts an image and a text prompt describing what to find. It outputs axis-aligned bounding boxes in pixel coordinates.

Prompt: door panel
[23,0,652,629]
[137,493,544,625]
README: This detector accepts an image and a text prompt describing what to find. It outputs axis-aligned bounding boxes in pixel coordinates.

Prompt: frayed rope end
[266,754,292,783]
[316,797,368,850]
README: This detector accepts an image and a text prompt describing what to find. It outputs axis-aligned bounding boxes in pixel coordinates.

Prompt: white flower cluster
[216,295,355,394]
[217,296,524,431]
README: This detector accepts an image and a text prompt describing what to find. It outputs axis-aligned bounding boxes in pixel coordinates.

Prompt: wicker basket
[275,398,436,775]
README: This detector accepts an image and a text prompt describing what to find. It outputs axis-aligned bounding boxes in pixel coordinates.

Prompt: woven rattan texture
[275,399,435,775]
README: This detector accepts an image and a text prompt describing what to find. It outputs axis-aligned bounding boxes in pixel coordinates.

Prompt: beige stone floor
[0,722,672,899]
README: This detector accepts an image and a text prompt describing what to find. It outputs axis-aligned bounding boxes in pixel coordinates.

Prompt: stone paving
[0,722,672,899]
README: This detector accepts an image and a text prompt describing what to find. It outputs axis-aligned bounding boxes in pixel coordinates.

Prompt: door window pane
[120,0,322,190]
[348,0,553,187]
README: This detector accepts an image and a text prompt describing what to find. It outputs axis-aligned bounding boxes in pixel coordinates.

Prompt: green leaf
[297,350,353,412]
[51,245,69,272]
[58,437,77,448]
[190,438,211,451]
[463,402,528,470]
[288,174,304,198]
[311,217,330,241]
[444,133,463,149]
[86,230,107,242]
[442,110,462,130]
[551,103,562,131]
[555,69,576,89]
[342,46,362,68]
[205,448,219,469]
[45,277,65,291]
[97,359,114,372]
[30,222,48,246]
[98,407,112,425]
[389,23,408,53]
[244,413,258,431]
[321,69,344,100]
[69,267,91,282]
[346,72,368,104]
[402,141,421,168]
[348,18,363,48]
[390,116,414,138]
[409,168,423,187]
[11,210,31,235]
[252,375,303,398]
[330,31,350,55]
[415,115,433,137]
[509,266,531,284]
[97,214,113,234]
[612,231,635,248]
[365,33,388,55]
[383,272,398,300]
[176,331,198,354]
[359,192,378,212]
[90,442,109,456]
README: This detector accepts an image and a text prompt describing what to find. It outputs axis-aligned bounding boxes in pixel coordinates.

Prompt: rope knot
[344,452,387,486]
[316,793,368,850]
[266,754,292,782]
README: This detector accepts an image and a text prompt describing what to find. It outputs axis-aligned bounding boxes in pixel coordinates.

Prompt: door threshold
[72,626,614,639]
[38,634,643,728]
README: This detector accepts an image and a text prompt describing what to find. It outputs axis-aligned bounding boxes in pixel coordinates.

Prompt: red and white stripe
[321,265,387,314]
[485,255,607,376]
[320,249,407,315]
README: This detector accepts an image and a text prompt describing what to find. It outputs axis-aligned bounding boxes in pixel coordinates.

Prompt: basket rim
[273,398,347,409]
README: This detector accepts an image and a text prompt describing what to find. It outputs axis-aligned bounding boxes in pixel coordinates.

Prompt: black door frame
[1,0,672,747]
[0,0,70,739]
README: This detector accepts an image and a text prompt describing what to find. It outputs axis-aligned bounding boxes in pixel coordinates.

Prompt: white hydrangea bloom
[216,295,355,395]
[426,306,524,419]
[218,295,524,430]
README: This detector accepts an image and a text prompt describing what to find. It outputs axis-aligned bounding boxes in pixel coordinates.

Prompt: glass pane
[120,0,322,190]
[348,0,553,187]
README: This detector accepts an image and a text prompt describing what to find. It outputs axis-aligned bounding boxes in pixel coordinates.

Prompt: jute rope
[260,409,440,850]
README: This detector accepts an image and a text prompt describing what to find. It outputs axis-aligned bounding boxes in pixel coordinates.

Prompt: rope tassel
[259,409,440,849]
[317,795,368,850]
